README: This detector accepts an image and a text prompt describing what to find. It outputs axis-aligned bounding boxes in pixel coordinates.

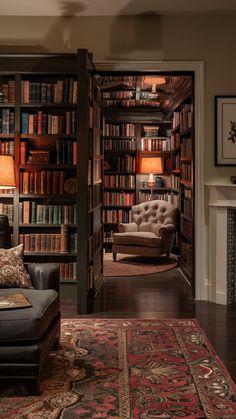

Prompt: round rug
[103,254,177,277]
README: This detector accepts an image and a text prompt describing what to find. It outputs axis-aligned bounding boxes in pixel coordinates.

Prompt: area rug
[103,255,177,277]
[1,319,236,418]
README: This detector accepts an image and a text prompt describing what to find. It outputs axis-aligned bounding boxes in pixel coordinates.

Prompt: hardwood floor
[61,267,236,382]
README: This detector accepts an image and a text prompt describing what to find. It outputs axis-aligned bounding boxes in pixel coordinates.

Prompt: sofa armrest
[118,222,138,233]
[158,224,175,238]
[25,263,60,293]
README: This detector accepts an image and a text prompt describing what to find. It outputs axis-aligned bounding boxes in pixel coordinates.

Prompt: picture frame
[215,96,236,165]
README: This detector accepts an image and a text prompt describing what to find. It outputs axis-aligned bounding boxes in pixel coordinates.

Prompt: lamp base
[147,180,155,187]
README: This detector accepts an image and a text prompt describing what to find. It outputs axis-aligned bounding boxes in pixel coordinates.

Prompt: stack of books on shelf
[20,171,66,195]
[59,262,77,280]
[104,191,135,206]
[21,111,77,135]
[19,202,77,224]
[27,150,49,164]
[0,203,13,222]
[103,209,131,224]
[104,174,135,189]
[19,231,77,253]
[0,110,15,134]
[103,123,135,137]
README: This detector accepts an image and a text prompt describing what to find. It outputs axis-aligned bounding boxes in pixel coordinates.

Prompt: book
[0,293,32,310]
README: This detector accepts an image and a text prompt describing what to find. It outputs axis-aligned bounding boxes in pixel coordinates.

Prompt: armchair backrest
[0,215,12,249]
[131,200,179,235]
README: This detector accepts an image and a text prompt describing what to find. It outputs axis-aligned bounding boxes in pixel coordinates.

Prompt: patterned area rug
[103,254,177,277]
[1,319,236,418]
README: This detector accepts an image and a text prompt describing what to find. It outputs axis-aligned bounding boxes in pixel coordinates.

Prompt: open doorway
[98,70,195,292]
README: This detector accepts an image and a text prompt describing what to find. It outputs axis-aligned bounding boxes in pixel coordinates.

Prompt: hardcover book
[0,293,32,310]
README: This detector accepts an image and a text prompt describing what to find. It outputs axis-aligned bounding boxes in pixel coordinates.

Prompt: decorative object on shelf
[0,156,16,189]
[139,156,163,187]
[64,178,76,194]
[155,176,162,188]
[215,96,236,165]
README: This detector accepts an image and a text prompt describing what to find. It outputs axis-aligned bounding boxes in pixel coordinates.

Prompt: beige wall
[0,14,236,183]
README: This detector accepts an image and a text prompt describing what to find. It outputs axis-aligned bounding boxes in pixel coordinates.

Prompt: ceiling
[1,0,236,16]
[100,75,192,116]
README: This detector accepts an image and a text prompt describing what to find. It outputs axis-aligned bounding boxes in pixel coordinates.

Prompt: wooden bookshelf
[171,92,194,287]
[0,50,102,314]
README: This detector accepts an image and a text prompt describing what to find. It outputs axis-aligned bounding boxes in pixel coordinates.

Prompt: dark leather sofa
[0,215,61,393]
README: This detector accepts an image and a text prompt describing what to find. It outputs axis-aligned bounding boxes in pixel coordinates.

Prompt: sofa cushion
[0,244,32,289]
[113,232,161,248]
[0,288,59,343]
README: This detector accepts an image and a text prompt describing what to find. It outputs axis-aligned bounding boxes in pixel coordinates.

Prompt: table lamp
[0,156,16,190]
[139,157,163,188]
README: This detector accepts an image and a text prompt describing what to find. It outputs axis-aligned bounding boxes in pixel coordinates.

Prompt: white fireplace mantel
[206,184,236,305]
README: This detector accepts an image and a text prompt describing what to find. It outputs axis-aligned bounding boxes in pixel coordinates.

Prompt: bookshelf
[171,94,194,283]
[0,50,103,314]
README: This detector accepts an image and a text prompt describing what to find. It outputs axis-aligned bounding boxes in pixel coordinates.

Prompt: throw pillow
[0,244,32,289]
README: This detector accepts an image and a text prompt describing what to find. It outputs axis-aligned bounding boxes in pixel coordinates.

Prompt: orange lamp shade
[0,156,16,189]
[139,157,163,175]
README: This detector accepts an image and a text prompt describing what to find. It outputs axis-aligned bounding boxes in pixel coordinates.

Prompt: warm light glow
[140,157,163,175]
[143,76,166,86]
[0,156,16,189]
[139,157,163,187]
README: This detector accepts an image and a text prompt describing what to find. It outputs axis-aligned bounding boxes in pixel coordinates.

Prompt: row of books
[140,137,171,152]
[180,137,192,158]
[103,192,135,207]
[181,163,192,183]
[0,140,14,156]
[0,110,15,134]
[172,105,192,131]
[171,174,180,190]
[101,75,134,89]
[21,111,77,135]
[20,171,67,195]
[138,192,179,206]
[19,232,77,253]
[0,81,15,103]
[103,231,114,243]
[104,155,136,173]
[103,123,135,137]
[104,175,135,189]
[103,99,160,108]
[104,138,137,151]
[103,91,135,100]
[21,79,77,104]
[172,155,180,170]
[19,202,77,224]
[171,132,181,150]
[59,262,77,280]
[103,209,132,224]
[182,198,192,219]
[0,204,13,222]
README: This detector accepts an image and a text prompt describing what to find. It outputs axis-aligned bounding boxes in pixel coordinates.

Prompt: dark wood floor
[61,267,236,382]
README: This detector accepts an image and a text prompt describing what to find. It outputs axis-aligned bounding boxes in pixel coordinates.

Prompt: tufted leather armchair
[112,200,179,260]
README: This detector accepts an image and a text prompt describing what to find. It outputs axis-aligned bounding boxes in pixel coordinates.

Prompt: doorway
[96,61,205,300]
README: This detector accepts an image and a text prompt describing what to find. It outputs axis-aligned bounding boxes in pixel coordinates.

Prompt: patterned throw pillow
[0,244,32,289]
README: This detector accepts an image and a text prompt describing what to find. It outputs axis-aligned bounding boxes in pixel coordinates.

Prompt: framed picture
[215,96,236,165]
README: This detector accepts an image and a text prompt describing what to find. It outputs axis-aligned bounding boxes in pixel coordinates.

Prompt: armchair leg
[113,253,117,261]
[166,253,170,258]
[25,378,40,395]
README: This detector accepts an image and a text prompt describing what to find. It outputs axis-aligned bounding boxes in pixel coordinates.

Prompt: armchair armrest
[25,263,60,293]
[118,222,138,233]
[158,224,175,238]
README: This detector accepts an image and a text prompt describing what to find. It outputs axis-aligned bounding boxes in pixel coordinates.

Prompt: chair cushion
[0,244,32,289]
[113,232,161,248]
[0,288,59,343]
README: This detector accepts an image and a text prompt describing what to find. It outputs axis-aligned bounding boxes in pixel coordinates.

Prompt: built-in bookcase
[171,93,194,285]
[0,50,103,314]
